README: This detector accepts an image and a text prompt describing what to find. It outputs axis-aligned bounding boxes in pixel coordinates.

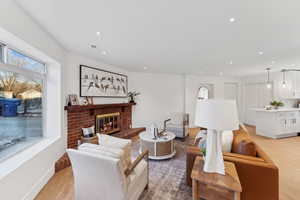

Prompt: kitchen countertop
[251,108,300,112]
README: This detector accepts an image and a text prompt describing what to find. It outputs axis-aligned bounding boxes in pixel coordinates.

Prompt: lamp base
[203,129,225,175]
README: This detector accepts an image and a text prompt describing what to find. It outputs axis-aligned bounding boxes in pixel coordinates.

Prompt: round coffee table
[139,131,176,160]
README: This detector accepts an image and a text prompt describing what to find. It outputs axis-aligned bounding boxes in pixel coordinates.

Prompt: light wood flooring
[35,127,300,200]
[247,126,300,200]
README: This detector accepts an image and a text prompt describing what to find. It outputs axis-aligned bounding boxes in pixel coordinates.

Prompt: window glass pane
[0,69,43,161]
[7,48,45,74]
[0,46,3,63]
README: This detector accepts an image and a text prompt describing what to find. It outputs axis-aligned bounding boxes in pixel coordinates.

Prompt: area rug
[132,139,192,200]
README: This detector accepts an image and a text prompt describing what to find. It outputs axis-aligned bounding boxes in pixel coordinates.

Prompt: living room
[0,0,300,200]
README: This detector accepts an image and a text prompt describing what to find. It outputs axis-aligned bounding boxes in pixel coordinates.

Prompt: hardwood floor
[247,126,300,200]
[35,167,74,200]
[35,127,300,200]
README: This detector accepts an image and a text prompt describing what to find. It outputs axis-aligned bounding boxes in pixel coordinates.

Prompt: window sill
[0,136,61,180]
[0,137,43,163]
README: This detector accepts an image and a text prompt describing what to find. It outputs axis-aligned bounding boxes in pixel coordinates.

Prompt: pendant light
[266,68,272,89]
[282,70,287,88]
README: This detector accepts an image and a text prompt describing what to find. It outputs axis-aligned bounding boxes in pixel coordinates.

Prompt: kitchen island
[251,108,300,138]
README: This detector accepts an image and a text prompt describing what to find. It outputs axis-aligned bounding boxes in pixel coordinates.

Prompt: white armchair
[67,142,149,200]
[166,112,189,138]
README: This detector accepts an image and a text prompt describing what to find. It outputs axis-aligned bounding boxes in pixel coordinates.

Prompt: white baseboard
[22,167,54,200]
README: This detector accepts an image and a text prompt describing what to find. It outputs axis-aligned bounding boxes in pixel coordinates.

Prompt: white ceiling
[17,0,300,76]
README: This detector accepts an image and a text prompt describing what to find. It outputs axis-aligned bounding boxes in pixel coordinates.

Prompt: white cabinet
[254,110,300,138]
[277,112,299,134]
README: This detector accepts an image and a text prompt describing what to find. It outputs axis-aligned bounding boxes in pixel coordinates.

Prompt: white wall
[129,72,185,129]
[0,1,65,200]
[129,73,242,129]
[185,75,242,126]
[63,52,128,105]
[0,0,65,62]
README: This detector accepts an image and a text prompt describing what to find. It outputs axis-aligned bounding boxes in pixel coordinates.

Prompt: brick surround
[65,103,135,148]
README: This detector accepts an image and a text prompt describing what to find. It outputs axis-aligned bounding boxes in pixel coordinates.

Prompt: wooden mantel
[64,102,136,112]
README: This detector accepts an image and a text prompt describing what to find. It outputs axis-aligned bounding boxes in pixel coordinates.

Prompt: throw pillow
[235,139,257,156]
[195,130,234,152]
[194,130,207,146]
[97,134,132,168]
[222,131,234,152]
[78,143,130,171]
[82,126,95,138]
[232,131,257,157]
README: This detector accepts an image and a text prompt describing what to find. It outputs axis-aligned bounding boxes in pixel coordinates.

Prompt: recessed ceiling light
[258,51,264,55]
[101,50,107,55]
[90,44,97,48]
[143,67,148,70]
[96,32,101,36]
[229,18,235,23]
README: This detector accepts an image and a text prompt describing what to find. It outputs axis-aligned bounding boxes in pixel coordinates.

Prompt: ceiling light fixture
[229,18,235,23]
[229,61,233,65]
[96,32,101,36]
[90,44,97,49]
[282,69,287,88]
[266,68,272,89]
[143,67,148,70]
[101,50,107,55]
[259,51,264,55]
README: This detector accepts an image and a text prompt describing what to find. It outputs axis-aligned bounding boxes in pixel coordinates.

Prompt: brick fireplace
[64,103,145,149]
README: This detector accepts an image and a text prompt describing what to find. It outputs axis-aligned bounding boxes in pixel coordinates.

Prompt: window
[198,87,209,100]
[0,44,45,162]
[7,48,46,73]
[0,44,4,63]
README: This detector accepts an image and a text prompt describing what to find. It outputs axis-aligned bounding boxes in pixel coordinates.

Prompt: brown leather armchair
[186,129,279,200]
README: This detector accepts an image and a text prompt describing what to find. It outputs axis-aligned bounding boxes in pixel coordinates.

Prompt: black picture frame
[79,65,128,98]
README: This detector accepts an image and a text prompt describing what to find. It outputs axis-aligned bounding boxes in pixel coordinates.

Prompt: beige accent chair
[67,136,149,200]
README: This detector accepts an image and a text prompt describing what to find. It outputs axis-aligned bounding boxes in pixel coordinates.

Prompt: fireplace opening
[95,112,121,134]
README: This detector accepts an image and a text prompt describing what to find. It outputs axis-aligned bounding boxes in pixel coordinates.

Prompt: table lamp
[194,99,239,175]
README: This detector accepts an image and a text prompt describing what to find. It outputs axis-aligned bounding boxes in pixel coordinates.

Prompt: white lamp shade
[194,99,239,131]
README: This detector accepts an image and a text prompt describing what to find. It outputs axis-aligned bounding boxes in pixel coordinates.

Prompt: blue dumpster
[0,98,21,117]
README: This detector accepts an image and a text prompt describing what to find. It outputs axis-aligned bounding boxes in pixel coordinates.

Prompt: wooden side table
[191,156,242,200]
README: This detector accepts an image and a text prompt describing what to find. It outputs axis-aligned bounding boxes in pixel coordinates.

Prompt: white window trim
[0,26,62,180]
[0,48,47,162]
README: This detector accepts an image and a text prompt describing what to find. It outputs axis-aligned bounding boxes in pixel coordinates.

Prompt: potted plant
[128,91,140,103]
[270,100,284,109]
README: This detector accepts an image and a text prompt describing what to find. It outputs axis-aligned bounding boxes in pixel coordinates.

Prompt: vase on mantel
[129,96,135,103]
